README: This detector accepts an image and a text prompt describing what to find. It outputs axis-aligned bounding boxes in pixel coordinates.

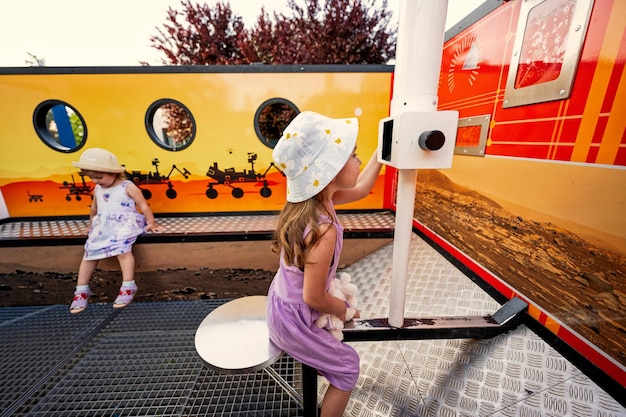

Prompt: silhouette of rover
[205,152,282,199]
[60,173,93,201]
[125,158,191,200]
[27,191,43,202]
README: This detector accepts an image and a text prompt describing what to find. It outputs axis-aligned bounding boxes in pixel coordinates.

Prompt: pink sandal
[70,289,91,314]
[113,286,137,308]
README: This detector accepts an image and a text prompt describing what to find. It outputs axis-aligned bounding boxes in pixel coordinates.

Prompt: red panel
[559,119,582,144]
[615,147,626,165]
[593,117,609,143]
[487,144,550,159]
[439,0,625,166]
[602,63,625,113]
[497,99,566,122]
[491,119,557,143]
[586,147,600,163]
[439,5,516,114]
[566,61,597,114]
[552,145,574,161]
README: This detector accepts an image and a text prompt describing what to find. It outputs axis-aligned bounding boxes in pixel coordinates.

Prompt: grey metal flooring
[0,301,302,417]
[1,233,624,416]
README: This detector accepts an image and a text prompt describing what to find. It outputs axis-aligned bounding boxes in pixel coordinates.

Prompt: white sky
[0,0,483,67]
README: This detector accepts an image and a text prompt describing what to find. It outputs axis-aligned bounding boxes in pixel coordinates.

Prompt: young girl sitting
[267,111,382,417]
[69,148,160,314]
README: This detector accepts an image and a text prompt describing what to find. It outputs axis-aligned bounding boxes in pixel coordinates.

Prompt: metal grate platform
[0,301,302,417]
[1,233,624,416]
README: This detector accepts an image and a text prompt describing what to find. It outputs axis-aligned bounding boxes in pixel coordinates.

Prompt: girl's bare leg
[71,259,97,313]
[76,259,98,286]
[320,385,351,417]
[113,251,138,308]
[116,251,136,283]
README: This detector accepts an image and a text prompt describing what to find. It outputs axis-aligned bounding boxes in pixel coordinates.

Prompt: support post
[387,0,451,328]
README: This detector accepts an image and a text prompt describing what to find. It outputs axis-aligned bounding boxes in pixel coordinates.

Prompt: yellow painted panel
[0,69,392,215]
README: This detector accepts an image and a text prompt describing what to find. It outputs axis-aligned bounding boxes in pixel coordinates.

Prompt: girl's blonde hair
[271,193,334,269]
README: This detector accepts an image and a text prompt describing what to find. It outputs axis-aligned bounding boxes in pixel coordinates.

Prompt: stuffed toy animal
[314,272,359,341]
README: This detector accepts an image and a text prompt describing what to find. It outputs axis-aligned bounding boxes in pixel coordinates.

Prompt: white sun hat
[72,148,125,173]
[273,111,358,203]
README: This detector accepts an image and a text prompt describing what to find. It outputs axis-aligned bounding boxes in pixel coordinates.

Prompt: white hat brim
[279,114,358,203]
[72,161,125,173]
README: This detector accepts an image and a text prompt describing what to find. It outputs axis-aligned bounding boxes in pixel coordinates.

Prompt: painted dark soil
[0,268,274,308]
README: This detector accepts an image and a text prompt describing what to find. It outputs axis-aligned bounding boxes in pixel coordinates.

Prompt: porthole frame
[145,98,196,152]
[253,98,300,149]
[33,100,87,153]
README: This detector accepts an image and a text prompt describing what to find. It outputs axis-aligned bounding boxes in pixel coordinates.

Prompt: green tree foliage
[148,0,396,65]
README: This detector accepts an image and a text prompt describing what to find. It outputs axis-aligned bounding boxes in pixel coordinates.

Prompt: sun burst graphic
[447,35,480,93]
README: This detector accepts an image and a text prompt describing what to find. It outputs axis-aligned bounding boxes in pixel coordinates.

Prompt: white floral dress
[83,180,147,260]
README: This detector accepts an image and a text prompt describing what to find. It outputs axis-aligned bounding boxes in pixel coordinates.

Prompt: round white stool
[194,295,283,374]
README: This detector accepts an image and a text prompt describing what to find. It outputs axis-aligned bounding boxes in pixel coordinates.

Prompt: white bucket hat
[72,148,125,173]
[273,111,358,203]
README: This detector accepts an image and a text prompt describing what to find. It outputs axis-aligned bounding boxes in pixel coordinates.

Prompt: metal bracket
[342,296,528,341]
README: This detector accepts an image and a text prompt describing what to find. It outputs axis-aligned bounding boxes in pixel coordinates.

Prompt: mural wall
[0,66,393,219]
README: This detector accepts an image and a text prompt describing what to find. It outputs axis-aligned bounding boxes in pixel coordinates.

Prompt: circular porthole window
[33,100,87,152]
[254,98,299,149]
[145,99,196,151]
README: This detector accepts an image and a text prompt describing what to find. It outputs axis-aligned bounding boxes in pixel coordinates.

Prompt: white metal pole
[388,0,449,328]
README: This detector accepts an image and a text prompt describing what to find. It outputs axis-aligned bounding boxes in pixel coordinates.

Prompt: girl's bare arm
[126,182,160,232]
[85,197,98,233]
[333,151,382,206]
[302,224,350,321]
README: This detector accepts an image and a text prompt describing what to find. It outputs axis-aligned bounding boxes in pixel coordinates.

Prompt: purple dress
[266,206,360,391]
[83,180,147,261]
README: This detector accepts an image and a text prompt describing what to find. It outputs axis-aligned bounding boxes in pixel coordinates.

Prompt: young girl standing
[267,111,382,417]
[69,148,160,314]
